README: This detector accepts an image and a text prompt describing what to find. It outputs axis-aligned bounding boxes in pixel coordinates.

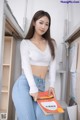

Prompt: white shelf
[3,64,10,66]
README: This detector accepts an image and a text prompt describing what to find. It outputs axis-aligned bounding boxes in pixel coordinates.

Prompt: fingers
[34,96,37,101]
[48,87,56,98]
[30,92,38,101]
[34,93,38,101]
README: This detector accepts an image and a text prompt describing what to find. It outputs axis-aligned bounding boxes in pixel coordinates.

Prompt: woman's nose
[42,24,46,29]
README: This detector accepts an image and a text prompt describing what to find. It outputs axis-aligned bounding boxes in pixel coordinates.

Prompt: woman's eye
[39,22,43,24]
[46,24,49,26]
[39,22,49,27]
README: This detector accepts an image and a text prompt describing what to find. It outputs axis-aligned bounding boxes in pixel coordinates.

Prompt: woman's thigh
[12,74,36,120]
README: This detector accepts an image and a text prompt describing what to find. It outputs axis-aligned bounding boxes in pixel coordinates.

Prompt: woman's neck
[32,33,43,42]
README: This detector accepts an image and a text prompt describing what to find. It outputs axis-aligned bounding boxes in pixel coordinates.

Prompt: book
[37,91,64,115]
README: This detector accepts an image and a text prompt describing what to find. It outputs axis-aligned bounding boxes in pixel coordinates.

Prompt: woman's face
[34,16,49,36]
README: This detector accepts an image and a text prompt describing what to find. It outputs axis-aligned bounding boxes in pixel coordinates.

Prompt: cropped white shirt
[20,39,56,94]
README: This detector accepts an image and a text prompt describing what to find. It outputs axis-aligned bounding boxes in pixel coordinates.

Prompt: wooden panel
[3,38,11,64]
[1,36,16,120]
[0,93,8,112]
[2,66,10,91]
[76,39,80,72]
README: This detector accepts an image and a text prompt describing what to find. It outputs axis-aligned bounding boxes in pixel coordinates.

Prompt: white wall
[7,0,28,30]
[67,3,80,34]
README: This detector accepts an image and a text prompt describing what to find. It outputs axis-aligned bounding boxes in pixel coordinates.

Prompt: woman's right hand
[30,92,38,101]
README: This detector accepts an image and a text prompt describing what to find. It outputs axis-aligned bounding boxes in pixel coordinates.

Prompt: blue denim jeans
[12,74,54,120]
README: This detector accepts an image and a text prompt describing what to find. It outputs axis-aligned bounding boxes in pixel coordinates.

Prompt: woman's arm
[48,40,57,96]
[48,58,56,88]
[20,40,38,94]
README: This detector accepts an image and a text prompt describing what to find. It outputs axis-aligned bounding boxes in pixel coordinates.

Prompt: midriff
[31,65,48,79]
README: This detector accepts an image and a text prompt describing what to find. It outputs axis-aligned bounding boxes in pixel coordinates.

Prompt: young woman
[12,10,56,120]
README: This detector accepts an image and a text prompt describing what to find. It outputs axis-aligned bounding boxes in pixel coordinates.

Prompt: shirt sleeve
[20,40,38,94]
[48,58,56,88]
[48,40,57,88]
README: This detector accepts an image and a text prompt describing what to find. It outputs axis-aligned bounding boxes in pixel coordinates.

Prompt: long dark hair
[25,10,56,59]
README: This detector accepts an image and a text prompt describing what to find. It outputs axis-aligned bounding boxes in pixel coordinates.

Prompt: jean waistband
[33,75,45,81]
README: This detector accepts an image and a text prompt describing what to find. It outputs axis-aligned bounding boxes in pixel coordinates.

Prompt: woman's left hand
[48,87,56,98]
